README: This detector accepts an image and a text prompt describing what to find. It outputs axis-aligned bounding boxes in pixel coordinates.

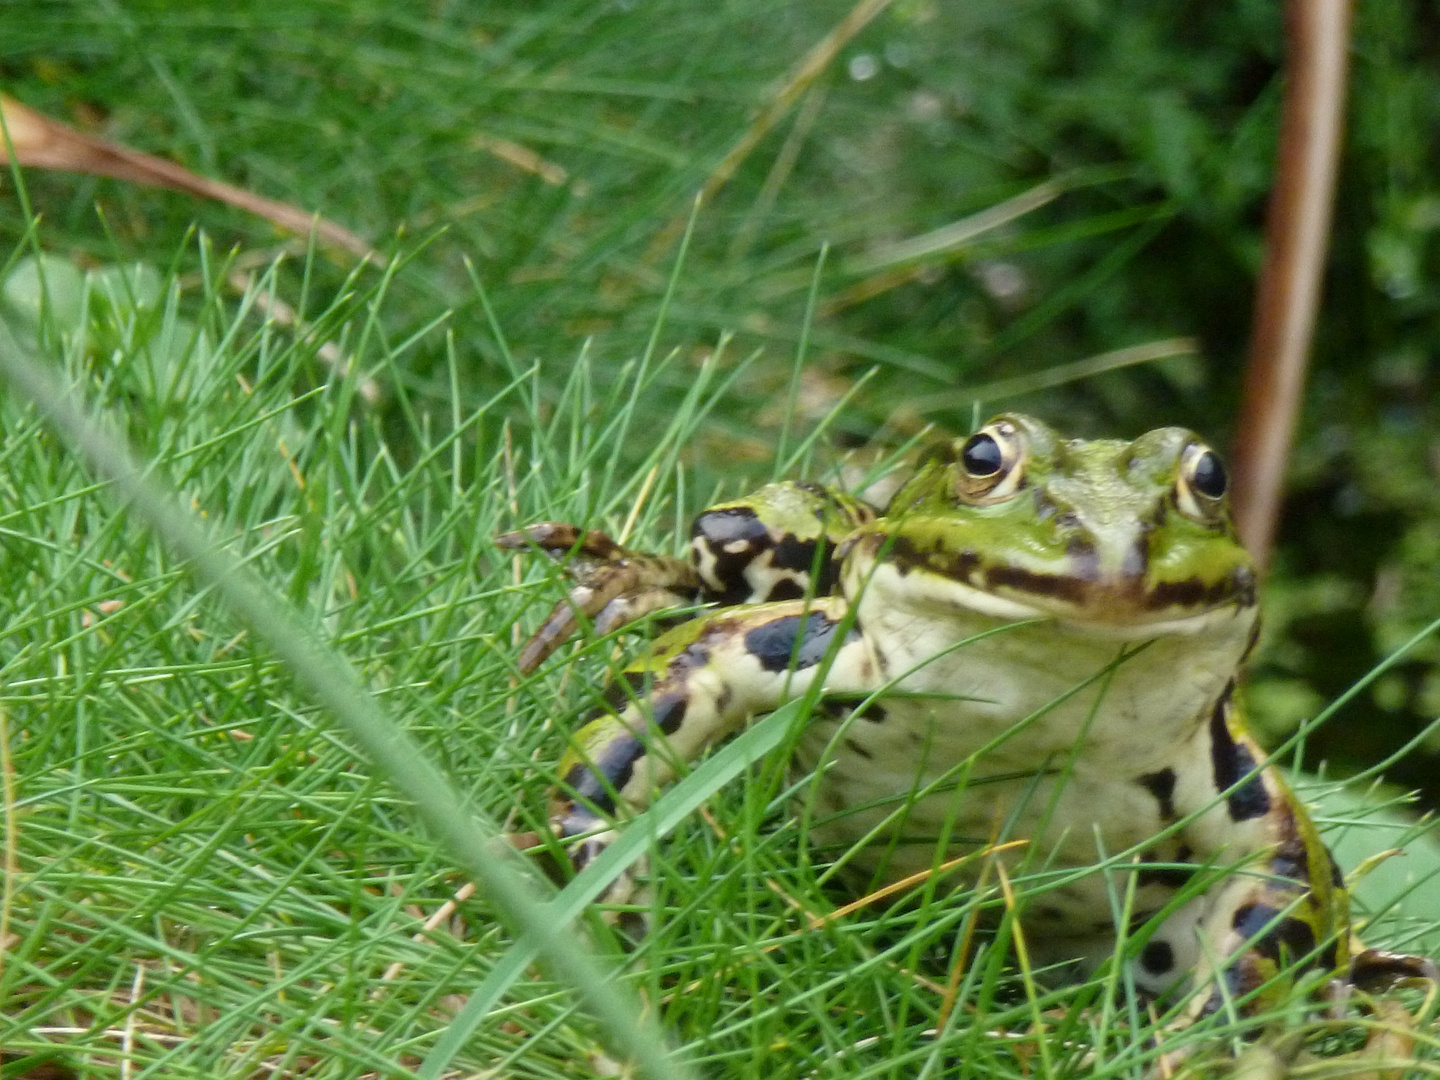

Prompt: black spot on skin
[564,734,645,817]
[693,506,764,546]
[1329,851,1345,890]
[1268,835,1311,885]
[1198,988,1225,1019]
[745,611,856,673]
[1209,688,1270,821]
[603,670,647,711]
[674,640,711,673]
[818,693,887,724]
[771,533,824,580]
[1202,956,1262,1016]
[1141,940,1175,974]
[843,737,874,761]
[713,684,733,716]
[1350,949,1440,990]
[570,833,604,869]
[1036,904,1066,922]
[693,507,770,604]
[652,694,688,735]
[561,764,588,793]
[1331,937,1348,972]
[1232,902,1318,965]
[767,578,806,601]
[1137,768,1178,821]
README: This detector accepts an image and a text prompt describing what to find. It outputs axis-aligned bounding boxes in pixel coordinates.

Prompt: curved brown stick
[1230,0,1354,570]
[0,94,378,263]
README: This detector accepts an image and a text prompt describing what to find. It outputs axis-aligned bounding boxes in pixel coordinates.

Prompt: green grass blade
[0,324,691,1080]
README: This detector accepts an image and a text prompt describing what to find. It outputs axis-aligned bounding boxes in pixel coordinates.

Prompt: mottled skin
[498,413,1433,1051]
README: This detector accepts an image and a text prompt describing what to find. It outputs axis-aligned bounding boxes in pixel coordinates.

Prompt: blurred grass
[1,1,1282,442]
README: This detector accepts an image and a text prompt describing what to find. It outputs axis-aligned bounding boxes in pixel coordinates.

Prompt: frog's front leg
[549,596,872,911]
[498,483,875,673]
[1129,687,1423,1074]
[1132,690,1347,1020]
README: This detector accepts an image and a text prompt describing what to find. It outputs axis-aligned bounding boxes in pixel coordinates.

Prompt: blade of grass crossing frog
[421,698,808,1076]
[0,331,693,1080]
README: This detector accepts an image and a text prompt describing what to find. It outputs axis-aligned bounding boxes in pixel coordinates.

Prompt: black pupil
[961,433,1004,477]
[1191,450,1227,498]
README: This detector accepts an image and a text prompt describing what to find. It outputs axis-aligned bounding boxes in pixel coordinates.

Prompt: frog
[498,412,1435,1062]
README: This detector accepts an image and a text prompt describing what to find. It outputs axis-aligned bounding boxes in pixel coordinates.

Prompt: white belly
[795,568,1255,938]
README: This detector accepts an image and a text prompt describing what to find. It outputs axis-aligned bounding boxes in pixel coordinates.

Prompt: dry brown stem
[1230,0,1354,569]
[1,94,378,263]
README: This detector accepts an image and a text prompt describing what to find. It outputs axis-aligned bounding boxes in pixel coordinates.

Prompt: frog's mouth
[866,539,1258,637]
[977,559,1257,630]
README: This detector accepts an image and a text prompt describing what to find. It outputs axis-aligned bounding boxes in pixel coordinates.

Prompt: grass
[0,234,1436,1079]
[3,0,1260,446]
[3,4,1440,1076]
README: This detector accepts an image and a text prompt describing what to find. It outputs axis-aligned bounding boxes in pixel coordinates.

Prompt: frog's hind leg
[544,596,871,921]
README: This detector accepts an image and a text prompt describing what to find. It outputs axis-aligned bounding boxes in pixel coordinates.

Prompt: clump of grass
[1,231,1437,1080]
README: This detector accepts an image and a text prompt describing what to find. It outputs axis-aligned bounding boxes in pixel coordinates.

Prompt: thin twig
[121,963,146,1080]
[228,272,382,405]
[374,881,479,991]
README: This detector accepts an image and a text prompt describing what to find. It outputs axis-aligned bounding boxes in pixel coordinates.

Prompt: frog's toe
[496,521,627,562]
[1349,948,1440,992]
[514,567,700,673]
[500,523,702,671]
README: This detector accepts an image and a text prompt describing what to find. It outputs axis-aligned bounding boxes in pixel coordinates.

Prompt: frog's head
[862,413,1257,631]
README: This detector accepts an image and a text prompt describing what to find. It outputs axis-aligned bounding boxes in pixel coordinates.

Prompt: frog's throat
[853,558,1257,639]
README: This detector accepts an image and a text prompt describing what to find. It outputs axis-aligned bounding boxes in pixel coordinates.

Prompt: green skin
[501,413,1429,1042]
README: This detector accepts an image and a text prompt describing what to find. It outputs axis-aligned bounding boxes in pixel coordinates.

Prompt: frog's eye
[956,421,1025,503]
[961,433,1004,476]
[1176,442,1228,519]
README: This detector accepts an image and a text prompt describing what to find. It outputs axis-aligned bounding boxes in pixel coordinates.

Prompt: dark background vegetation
[5,0,1440,803]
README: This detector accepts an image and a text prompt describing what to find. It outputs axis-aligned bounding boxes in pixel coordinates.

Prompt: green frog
[499,413,1432,1056]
